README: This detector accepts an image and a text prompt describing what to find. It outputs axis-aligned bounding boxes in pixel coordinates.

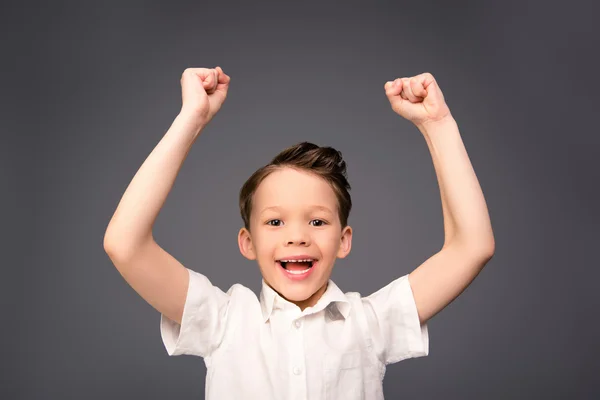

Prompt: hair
[239,142,352,232]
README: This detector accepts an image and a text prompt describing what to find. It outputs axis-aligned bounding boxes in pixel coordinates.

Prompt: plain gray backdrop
[3,0,599,399]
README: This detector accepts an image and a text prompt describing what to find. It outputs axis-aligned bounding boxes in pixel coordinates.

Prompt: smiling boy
[104,67,495,399]
[238,148,353,311]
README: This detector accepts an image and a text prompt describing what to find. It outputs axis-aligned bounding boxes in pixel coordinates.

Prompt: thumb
[202,69,219,93]
[215,66,231,88]
[214,66,231,97]
[421,79,445,109]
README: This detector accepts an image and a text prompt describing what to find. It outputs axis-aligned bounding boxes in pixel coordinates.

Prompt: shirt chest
[206,308,385,400]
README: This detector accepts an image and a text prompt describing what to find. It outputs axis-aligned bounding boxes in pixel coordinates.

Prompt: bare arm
[103,67,230,325]
[103,112,204,324]
[103,113,203,256]
[384,74,495,325]
[409,116,495,325]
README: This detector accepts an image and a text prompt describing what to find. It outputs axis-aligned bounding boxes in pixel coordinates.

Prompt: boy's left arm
[384,74,496,325]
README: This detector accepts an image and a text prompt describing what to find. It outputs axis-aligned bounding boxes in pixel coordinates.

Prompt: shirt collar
[259,279,350,323]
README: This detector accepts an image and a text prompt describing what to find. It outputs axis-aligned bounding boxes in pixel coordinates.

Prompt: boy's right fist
[180,66,231,127]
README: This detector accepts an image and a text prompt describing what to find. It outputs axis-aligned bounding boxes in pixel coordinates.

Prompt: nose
[285,224,310,246]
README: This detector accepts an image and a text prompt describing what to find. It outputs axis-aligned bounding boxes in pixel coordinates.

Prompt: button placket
[290,317,305,391]
[292,318,304,375]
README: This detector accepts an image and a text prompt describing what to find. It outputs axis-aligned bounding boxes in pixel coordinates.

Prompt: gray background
[3,0,599,399]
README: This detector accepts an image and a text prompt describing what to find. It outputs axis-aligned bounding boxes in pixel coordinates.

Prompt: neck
[290,281,329,311]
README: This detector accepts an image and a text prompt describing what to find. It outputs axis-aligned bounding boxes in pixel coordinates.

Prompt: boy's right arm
[103,67,231,325]
[104,111,204,325]
[106,237,190,325]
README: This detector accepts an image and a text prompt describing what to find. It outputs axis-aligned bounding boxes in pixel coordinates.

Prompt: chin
[280,284,319,302]
[277,276,330,305]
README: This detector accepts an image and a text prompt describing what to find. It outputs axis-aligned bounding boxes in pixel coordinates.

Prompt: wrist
[176,110,208,135]
[416,114,456,136]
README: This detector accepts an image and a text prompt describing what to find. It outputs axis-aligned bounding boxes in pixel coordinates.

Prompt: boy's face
[238,167,352,310]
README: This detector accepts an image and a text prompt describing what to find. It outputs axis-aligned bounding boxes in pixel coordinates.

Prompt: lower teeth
[287,268,311,275]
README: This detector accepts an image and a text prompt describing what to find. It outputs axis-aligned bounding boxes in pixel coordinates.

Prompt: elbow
[472,239,495,262]
[445,235,495,261]
[103,233,115,255]
[482,236,496,260]
[103,232,133,261]
[103,230,124,256]
[477,236,495,260]
[104,235,126,261]
[103,232,114,253]
[103,230,155,262]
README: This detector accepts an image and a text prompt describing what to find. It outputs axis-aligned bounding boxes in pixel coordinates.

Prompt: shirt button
[294,320,302,329]
[293,366,301,375]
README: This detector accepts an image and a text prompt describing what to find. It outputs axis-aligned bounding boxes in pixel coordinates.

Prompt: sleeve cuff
[392,275,429,363]
[160,269,227,357]
[365,274,430,365]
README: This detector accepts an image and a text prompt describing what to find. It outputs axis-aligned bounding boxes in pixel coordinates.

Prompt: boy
[104,66,495,399]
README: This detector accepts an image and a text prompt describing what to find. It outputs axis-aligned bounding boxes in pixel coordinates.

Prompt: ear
[336,225,353,259]
[238,227,257,260]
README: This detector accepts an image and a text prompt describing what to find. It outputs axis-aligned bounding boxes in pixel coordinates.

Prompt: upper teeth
[280,259,313,262]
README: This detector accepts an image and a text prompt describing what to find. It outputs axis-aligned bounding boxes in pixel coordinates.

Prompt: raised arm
[384,73,495,324]
[103,67,230,324]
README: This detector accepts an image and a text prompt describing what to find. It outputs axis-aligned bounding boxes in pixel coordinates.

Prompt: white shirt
[161,268,429,399]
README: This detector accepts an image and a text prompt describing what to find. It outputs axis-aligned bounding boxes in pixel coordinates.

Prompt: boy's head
[237,142,353,310]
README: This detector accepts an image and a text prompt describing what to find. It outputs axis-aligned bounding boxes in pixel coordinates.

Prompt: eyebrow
[259,205,334,216]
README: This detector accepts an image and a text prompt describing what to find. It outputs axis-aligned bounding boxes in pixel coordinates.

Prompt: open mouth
[276,259,316,275]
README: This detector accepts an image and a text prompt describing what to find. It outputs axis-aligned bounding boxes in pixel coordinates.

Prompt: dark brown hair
[239,142,352,232]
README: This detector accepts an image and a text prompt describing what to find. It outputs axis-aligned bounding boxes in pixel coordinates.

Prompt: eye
[266,219,282,226]
[310,219,327,227]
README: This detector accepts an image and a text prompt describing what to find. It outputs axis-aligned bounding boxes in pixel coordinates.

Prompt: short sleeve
[160,268,230,358]
[363,274,429,365]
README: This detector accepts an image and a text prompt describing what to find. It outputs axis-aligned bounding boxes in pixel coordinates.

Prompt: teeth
[280,259,314,262]
[286,268,311,274]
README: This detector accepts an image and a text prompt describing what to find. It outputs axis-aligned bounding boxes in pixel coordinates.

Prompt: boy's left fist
[384,72,451,128]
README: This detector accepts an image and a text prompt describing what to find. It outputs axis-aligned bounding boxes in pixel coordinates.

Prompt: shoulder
[225,282,257,297]
[341,275,430,364]
[184,274,260,319]
[223,283,262,317]
[186,270,258,303]
[360,274,412,302]
[342,275,415,325]
[223,283,260,307]
[338,274,412,303]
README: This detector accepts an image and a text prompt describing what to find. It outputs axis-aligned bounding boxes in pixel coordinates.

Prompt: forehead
[254,167,337,213]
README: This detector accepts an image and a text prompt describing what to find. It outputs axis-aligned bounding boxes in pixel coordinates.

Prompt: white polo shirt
[160,268,429,399]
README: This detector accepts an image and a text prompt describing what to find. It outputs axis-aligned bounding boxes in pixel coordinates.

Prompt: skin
[131,66,494,325]
[106,66,494,328]
[237,167,352,310]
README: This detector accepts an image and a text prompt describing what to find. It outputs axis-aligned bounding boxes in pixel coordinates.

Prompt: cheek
[253,234,276,257]
[316,233,341,252]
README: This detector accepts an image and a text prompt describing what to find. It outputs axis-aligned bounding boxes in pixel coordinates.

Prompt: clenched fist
[384,72,451,128]
[180,66,231,127]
